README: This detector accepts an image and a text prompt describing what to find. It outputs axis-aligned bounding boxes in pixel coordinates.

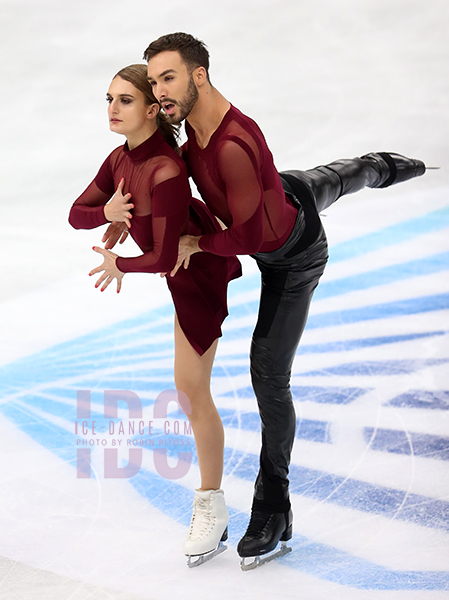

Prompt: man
[143,32,425,568]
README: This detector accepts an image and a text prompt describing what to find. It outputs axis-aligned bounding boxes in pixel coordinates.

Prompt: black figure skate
[281,151,426,214]
[237,509,293,570]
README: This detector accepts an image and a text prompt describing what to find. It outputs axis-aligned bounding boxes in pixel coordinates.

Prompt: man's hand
[102,221,129,250]
[170,235,202,277]
[89,246,125,293]
[104,178,134,228]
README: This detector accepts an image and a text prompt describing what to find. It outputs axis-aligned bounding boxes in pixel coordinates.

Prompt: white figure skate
[184,488,229,567]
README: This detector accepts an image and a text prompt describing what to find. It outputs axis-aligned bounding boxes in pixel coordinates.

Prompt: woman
[69,64,241,566]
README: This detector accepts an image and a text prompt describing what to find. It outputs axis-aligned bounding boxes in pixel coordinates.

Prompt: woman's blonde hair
[114,64,179,150]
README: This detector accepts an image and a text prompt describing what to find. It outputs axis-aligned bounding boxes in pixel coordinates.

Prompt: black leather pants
[250,152,424,513]
[250,182,328,513]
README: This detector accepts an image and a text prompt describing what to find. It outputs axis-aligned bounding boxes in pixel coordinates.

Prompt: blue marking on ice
[222,447,449,532]
[388,390,449,410]
[220,385,368,404]
[211,364,252,377]
[278,532,449,590]
[129,468,449,590]
[18,393,98,422]
[295,418,331,443]
[296,331,446,354]
[328,205,449,263]
[315,252,449,301]
[218,408,331,443]
[291,386,368,404]
[221,331,446,354]
[303,358,448,377]
[306,293,449,329]
[222,293,449,340]
[365,427,449,460]
[0,401,78,465]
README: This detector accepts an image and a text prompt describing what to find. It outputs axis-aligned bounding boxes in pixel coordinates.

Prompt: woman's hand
[89,247,125,293]
[104,178,134,228]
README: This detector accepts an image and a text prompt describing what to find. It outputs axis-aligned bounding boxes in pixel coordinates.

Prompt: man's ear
[193,66,208,87]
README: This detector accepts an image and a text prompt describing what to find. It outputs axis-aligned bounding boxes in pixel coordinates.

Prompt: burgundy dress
[69,129,241,355]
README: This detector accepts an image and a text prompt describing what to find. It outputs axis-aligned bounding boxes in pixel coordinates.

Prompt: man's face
[147,51,199,124]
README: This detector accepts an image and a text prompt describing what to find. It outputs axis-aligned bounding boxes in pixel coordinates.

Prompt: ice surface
[1,0,448,598]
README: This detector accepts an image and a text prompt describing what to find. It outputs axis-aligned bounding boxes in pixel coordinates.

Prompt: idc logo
[75,389,193,480]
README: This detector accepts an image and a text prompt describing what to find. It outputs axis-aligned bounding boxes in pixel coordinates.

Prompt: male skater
[143,32,425,568]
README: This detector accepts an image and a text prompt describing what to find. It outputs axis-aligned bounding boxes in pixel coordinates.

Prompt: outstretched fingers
[89,246,124,293]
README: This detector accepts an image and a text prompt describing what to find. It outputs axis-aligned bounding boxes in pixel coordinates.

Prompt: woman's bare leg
[174,314,223,491]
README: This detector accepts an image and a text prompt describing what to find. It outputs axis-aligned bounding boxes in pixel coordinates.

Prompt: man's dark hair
[143,32,210,80]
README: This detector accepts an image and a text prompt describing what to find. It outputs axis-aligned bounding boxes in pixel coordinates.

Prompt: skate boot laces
[187,495,216,541]
[245,510,273,538]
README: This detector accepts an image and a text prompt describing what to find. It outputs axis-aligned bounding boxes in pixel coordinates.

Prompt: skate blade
[240,541,292,571]
[187,542,227,568]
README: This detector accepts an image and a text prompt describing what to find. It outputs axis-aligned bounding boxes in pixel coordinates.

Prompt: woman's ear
[147,103,160,120]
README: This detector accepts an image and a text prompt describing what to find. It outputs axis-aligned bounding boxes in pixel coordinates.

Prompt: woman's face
[106,76,153,138]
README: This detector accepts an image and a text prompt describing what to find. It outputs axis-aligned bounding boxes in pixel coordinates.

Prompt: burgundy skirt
[166,197,242,355]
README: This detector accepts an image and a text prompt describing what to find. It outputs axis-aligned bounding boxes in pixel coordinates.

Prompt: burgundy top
[69,129,241,354]
[183,105,298,256]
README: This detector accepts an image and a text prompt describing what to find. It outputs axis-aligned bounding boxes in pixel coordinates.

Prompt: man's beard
[170,75,199,124]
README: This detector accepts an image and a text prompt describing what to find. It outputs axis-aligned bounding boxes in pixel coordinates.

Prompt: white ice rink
[1,0,449,598]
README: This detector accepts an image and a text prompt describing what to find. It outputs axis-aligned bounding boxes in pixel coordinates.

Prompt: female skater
[69,64,240,566]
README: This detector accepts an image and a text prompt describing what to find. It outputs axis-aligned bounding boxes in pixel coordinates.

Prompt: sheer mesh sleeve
[115,172,190,274]
[69,154,114,229]
[185,105,298,255]
[68,180,111,229]
[198,137,264,256]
